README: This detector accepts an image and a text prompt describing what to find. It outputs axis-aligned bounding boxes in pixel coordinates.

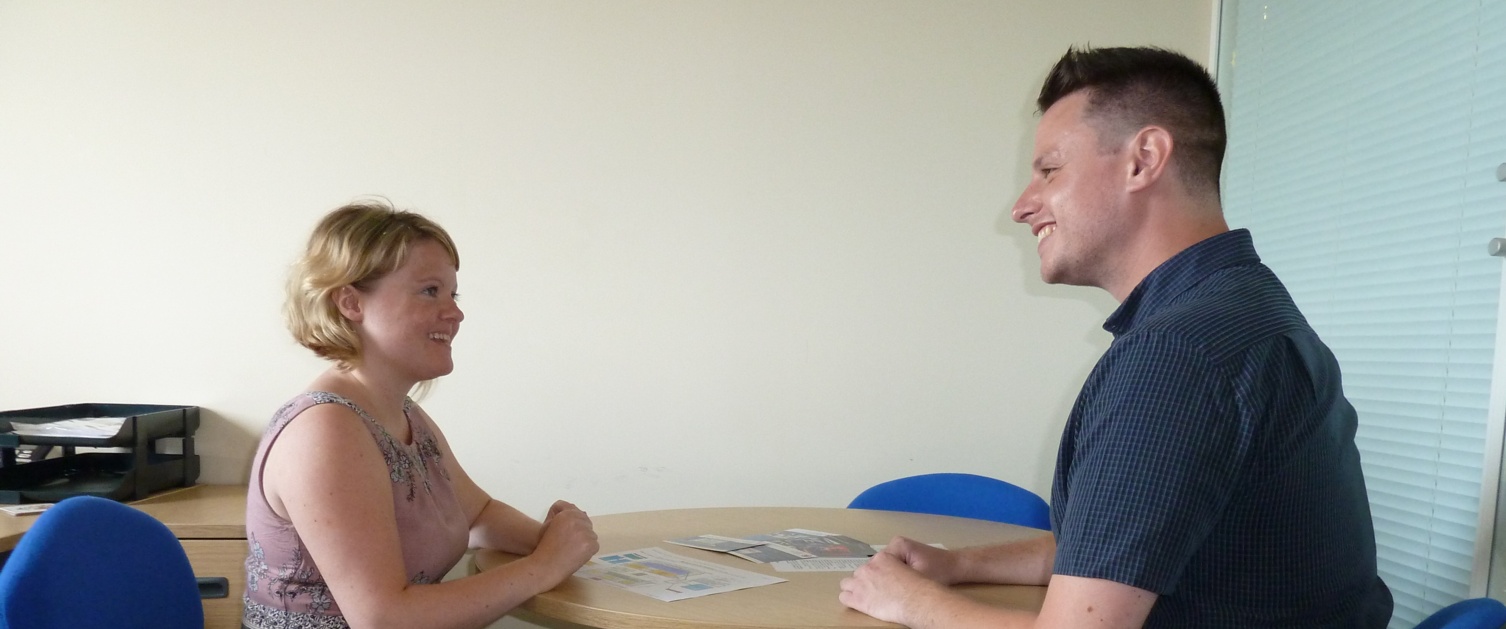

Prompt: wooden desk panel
[184,538,251,629]
[0,484,246,551]
[138,485,250,629]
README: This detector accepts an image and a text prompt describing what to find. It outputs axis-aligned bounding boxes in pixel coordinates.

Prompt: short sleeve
[1053,331,1255,595]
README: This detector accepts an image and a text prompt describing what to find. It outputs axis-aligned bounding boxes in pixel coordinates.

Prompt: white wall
[0,0,1209,521]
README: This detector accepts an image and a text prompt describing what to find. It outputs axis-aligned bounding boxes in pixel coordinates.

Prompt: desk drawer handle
[197,576,229,599]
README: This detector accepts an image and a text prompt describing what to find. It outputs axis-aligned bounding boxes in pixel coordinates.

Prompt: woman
[243,201,598,628]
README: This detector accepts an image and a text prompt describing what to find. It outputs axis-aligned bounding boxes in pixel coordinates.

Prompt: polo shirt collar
[1102,228,1261,336]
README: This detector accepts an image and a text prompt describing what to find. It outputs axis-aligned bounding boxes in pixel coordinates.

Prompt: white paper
[871,543,948,552]
[664,534,767,552]
[574,547,786,602]
[771,557,871,572]
[730,541,814,563]
[771,543,951,573]
[8,417,126,438]
[0,503,52,517]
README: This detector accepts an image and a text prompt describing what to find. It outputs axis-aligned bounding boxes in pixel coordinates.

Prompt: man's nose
[1011,181,1039,224]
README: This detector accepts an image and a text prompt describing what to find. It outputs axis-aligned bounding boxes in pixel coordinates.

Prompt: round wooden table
[474,506,1049,629]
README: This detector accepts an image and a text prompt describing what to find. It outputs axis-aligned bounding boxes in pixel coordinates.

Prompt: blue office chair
[848,472,1051,530]
[0,495,203,629]
[1415,597,1506,629]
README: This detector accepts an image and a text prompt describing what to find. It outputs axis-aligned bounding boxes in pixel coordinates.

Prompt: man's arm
[868,534,1055,587]
[841,534,1157,628]
[841,554,1157,628]
[948,534,1056,585]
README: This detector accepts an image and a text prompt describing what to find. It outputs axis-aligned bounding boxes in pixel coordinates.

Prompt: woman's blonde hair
[285,200,459,368]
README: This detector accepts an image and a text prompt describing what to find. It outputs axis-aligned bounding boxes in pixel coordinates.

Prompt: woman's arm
[263,404,596,629]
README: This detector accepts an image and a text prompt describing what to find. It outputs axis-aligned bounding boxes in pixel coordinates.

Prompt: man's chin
[1038,266,1069,285]
[1039,268,1095,290]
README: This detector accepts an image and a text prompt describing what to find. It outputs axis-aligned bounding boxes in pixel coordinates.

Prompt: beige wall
[0,0,1209,586]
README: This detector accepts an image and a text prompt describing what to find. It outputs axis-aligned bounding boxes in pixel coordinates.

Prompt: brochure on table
[664,534,765,552]
[663,528,883,574]
[728,528,875,563]
[771,557,872,572]
[769,542,948,572]
[574,528,914,602]
[574,547,787,602]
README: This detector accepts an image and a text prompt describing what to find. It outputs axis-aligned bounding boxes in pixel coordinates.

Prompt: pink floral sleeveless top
[242,392,469,629]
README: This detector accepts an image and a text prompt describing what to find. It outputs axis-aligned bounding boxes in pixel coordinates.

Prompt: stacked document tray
[0,403,199,503]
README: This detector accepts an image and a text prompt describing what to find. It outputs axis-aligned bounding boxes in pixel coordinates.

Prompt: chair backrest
[847,472,1051,530]
[1415,597,1506,629]
[0,495,203,629]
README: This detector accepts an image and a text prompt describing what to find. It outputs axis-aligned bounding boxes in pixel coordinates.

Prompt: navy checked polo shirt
[1050,229,1393,627]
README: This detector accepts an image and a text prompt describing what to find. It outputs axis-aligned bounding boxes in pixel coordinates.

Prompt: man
[839,46,1393,628]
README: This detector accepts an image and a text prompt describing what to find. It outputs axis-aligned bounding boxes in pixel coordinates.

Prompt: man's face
[1010,91,1130,290]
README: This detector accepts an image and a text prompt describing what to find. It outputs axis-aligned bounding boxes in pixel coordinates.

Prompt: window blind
[1217,1,1506,626]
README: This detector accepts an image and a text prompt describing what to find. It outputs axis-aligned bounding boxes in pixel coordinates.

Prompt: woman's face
[345,239,464,383]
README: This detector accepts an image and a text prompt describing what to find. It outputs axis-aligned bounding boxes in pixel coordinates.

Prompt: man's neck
[1103,199,1228,302]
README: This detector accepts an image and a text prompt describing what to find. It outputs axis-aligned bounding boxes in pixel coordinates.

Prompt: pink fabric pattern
[242,392,469,629]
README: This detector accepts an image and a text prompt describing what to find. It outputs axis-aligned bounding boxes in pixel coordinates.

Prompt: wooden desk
[0,485,248,629]
[474,507,1049,629]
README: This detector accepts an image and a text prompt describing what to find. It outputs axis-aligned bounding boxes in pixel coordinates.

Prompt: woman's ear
[335,285,364,322]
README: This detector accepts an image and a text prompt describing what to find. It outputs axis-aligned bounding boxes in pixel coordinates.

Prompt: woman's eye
[451,291,462,300]
[422,287,439,297]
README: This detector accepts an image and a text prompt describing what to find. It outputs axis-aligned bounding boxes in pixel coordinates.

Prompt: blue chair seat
[0,495,203,629]
[1415,597,1506,629]
[848,472,1051,530]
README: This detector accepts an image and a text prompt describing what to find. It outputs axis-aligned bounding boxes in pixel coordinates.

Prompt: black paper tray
[0,403,198,448]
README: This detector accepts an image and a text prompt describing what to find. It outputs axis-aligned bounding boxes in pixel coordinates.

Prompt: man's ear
[335,285,364,323]
[1124,125,1173,193]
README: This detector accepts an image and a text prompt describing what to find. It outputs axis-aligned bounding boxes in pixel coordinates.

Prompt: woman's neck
[316,365,413,439]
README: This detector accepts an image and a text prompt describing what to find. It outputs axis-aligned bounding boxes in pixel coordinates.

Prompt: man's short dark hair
[1038,46,1226,197]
